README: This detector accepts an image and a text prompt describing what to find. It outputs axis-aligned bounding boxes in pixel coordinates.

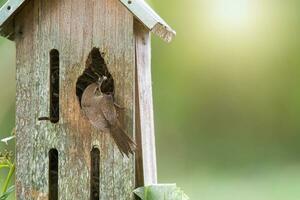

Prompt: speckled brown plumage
[81,77,135,157]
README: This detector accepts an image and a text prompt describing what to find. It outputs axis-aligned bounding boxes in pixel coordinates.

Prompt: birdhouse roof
[0,0,176,42]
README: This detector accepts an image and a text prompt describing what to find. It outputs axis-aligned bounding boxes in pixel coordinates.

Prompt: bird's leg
[114,103,125,118]
[114,102,125,110]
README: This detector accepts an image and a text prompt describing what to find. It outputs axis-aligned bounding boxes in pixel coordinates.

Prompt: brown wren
[81,76,135,157]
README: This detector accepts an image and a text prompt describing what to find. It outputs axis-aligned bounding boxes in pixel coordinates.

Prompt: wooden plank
[15,1,35,199]
[18,0,62,199]
[92,0,135,199]
[135,57,144,187]
[58,0,91,198]
[134,20,157,186]
[0,0,176,43]
[15,0,136,199]
[57,0,72,199]
[30,0,51,198]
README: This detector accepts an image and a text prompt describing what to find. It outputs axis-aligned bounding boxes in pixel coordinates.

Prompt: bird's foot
[114,102,125,110]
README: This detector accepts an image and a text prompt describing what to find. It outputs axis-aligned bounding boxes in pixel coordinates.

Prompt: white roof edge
[119,0,176,43]
[0,0,25,26]
[0,0,176,42]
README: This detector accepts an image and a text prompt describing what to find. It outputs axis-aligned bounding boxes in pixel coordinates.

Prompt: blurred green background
[2,0,300,199]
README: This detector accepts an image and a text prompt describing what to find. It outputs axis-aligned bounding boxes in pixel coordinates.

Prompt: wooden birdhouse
[0,0,175,199]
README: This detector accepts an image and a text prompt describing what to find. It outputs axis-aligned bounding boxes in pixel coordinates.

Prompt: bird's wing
[81,83,98,108]
[99,94,118,126]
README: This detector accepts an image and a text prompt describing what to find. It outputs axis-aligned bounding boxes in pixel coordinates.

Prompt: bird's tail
[111,124,136,157]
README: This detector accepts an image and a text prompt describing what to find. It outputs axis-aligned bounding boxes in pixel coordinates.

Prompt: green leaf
[0,164,10,169]
[133,184,189,200]
[0,186,15,200]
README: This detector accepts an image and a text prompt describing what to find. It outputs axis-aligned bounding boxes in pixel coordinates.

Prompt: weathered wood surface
[134,21,157,186]
[1,0,175,42]
[15,0,135,199]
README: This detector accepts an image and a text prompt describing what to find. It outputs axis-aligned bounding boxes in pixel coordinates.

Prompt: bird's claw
[114,102,125,110]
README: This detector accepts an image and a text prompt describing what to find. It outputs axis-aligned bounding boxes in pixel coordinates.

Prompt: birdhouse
[0,0,175,199]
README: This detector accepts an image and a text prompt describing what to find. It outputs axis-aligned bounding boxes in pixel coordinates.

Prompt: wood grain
[15,1,35,199]
[15,0,135,199]
[134,21,157,186]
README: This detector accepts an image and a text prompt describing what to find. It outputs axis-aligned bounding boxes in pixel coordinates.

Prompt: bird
[81,76,136,157]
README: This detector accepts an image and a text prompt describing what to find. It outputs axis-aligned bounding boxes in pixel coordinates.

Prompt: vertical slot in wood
[50,49,60,123]
[49,149,58,200]
[91,147,100,200]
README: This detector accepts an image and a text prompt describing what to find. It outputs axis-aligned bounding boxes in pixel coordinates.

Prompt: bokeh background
[1,0,300,199]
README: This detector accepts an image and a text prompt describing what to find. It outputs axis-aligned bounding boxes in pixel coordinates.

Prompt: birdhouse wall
[14,0,135,199]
